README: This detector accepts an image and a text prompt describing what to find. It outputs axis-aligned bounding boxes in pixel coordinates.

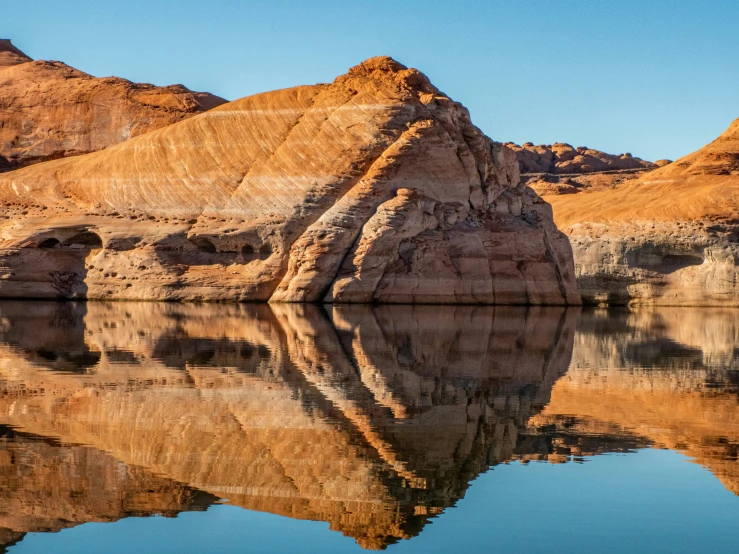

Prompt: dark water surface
[0,302,738,553]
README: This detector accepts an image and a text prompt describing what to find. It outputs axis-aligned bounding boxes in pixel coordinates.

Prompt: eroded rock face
[0,57,579,304]
[544,117,739,305]
[0,39,226,170]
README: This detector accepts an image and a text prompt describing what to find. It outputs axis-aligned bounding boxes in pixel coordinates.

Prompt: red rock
[0,56,579,305]
[0,39,226,170]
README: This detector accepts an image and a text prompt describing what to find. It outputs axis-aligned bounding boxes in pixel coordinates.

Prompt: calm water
[0,302,738,553]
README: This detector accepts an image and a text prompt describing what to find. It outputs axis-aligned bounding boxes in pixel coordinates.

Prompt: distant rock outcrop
[507,141,655,174]
[0,39,32,67]
[0,39,226,170]
[0,56,579,305]
[507,141,657,197]
[545,117,739,305]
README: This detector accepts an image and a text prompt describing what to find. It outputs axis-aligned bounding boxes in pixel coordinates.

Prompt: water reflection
[0,303,737,550]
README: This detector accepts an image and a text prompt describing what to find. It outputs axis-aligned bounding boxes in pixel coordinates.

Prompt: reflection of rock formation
[0,425,216,552]
[530,308,739,492]
[0,302,577,550]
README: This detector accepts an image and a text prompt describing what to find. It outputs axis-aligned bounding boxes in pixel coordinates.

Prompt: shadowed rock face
[0,39,226,171]
[0,56,579,304]
[544,118,739,305]
[0,301,578,550]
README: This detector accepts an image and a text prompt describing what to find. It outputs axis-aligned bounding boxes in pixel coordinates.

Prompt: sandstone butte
[0,56,580,304]
[542,116,739,305]
[0,39,226,170]
[508,141,656,175]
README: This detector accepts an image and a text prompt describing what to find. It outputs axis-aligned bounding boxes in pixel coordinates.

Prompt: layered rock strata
[544,117,739,305]
[0,56,579,304]
[506,141,661,197]
[0,39,226,170]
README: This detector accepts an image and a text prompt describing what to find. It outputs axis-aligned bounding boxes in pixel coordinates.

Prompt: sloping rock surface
[545,117,739,305]
[0,39,226,170]
[0,39,32,67]
[0,57,579,304]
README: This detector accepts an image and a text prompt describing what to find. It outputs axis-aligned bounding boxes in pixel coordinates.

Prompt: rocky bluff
[0,56,579,304]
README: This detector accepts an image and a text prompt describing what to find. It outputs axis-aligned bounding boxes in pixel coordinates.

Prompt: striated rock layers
[0,39,226,171]
[545,117,739,305]
[0,57,579,304]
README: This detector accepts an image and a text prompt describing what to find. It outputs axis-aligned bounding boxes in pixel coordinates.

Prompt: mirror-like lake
[0,302,738,553]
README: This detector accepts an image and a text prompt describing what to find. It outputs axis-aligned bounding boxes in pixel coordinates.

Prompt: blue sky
[4,0,738,161]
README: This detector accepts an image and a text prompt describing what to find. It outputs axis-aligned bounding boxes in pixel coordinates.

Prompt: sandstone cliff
[544,117,739,305]
[0,39,226,170]
[0,57,579,304]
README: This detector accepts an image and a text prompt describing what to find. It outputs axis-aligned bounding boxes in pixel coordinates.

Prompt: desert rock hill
[0,56,579,304]
[0,39,226,170]
[545,117,739,305]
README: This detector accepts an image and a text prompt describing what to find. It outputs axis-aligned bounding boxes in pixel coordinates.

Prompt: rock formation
[0,56,579,304]
[543,117,739,305]
[507,141,655,175]
[506,141,659,197]
[0,39,31,67]
[0,301,578,550]
[0,39,226,171]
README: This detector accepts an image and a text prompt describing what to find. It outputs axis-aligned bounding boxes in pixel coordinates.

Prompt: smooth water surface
[0,302,738,552]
